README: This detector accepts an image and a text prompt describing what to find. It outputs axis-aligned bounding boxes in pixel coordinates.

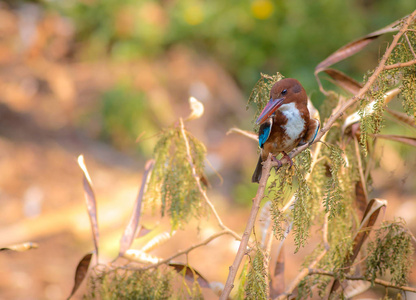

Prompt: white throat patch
[278,102,305,141]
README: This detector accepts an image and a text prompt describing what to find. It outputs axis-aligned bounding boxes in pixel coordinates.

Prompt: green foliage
[268,168,291,241]
[247,73,284,112]
[297,273,332,300]
[359,21,416,151]
[292,154,313,252]
[245,247,268,300]
[51,0,414,94]
[366,219,414,286]
[84,266,204,299]
[235,259,249,300]
[323,144,346,219]
[84,268,175,300]
[100,84,157,154]
[319,92,341,122]
[145,127,207,229]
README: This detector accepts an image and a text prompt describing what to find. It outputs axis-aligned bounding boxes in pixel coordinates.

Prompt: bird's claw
[271,156,283,174]
[282,152,294,169]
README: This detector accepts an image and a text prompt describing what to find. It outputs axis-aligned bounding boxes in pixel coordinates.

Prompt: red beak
[256,97,284,125]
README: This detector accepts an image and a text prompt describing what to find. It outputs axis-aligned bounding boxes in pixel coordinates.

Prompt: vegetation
[63,10,416,299]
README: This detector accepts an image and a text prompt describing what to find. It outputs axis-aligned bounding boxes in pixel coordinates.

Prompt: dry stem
[283,10,416,168]
[308,269,416,294]
[221,11,416,298]
[179,118,241,241]
[137,230,231,270]
[220,153,275,299]
[274,212,330,299]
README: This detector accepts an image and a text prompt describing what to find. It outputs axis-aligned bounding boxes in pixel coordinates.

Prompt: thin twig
[179,118,241,241]
[263,202,275,299]
[281,132,326,213]
[273,212,330,299]
[383,59,416,70]
[220,154,275,299]
[308,269,416,294]
[275,249,328,299]
[404,32,416,59]
[353,136,369,201]
[280,10,416,169]
[323,212,330,251]
[222,11,416,298]
[136,230,232,270]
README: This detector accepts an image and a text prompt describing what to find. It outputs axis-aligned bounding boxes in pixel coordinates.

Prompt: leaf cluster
[247,72,284,131]
[145,127,207,229]
[245,247,268,300]
[366,219,414,286]
[359,20,416,150]
[84,267,174,300]
[323,144,347,219]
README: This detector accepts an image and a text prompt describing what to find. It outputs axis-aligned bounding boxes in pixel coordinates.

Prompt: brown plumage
[252,78,320,183]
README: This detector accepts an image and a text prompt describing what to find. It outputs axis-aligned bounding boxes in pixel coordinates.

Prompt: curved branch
[179,119,241,241]
[308,269,416,294]
[279,10,416,169]
[220,154,275,299]
[134,230,233,270]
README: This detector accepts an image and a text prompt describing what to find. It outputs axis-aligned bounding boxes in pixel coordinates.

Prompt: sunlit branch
[404,32,416,59]
[281,10,416,169]
[308,269,416,294]
[221,153,275,299]
[179,118,241,241]
[133,230,232,270]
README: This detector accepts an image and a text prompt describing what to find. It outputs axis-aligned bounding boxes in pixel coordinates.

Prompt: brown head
[256,78,308,125]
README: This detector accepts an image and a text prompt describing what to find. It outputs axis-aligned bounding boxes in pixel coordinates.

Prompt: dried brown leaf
[372,134,416,147]
[315,20,400,92]
[135,225,152,239]
[307,99,320,121]
[316,21,399,72]
[330,199,387,294]
[323,69,362,94]
[354,181,368,221]
[226,127,258,142]
[123,249,161,264]
[169,262,210,288]
[385,108,416,128]
[77,155,99,262]
[0,242,38,252]
[141,231,176,253]
[67,252,93,300]
[185,96,205,121]
[119,159,154,257]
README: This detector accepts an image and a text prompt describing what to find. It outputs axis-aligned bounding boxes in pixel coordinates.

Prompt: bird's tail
[251,156,263,183]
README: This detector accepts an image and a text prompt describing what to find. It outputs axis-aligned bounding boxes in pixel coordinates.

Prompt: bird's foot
[271,155,282,174]
[282,152,294,169]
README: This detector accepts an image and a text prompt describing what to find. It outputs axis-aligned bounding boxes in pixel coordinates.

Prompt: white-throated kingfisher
[252,78,320,183]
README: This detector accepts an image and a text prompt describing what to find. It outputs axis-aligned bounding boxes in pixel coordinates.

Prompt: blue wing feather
[259,122,272,148]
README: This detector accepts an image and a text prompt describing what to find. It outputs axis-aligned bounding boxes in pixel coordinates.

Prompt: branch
[308,269,416,294]
[383,59,416,70]
[281,131,326,213]
[220,154,275,299]
[279,10,416,169]
[179,119,241,241]
[136,230,232,270]
[404,32,416,59]
[221,11,416,298]
[274,212,330,299]
[275,249,328,299]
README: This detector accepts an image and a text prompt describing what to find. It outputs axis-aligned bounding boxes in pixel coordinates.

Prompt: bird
[252,78,320,183]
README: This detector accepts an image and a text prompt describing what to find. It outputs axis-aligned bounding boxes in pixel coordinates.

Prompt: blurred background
[0,0,415,299]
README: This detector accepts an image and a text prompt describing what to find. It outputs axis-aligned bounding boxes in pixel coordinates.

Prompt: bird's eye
[281,89,287,95]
